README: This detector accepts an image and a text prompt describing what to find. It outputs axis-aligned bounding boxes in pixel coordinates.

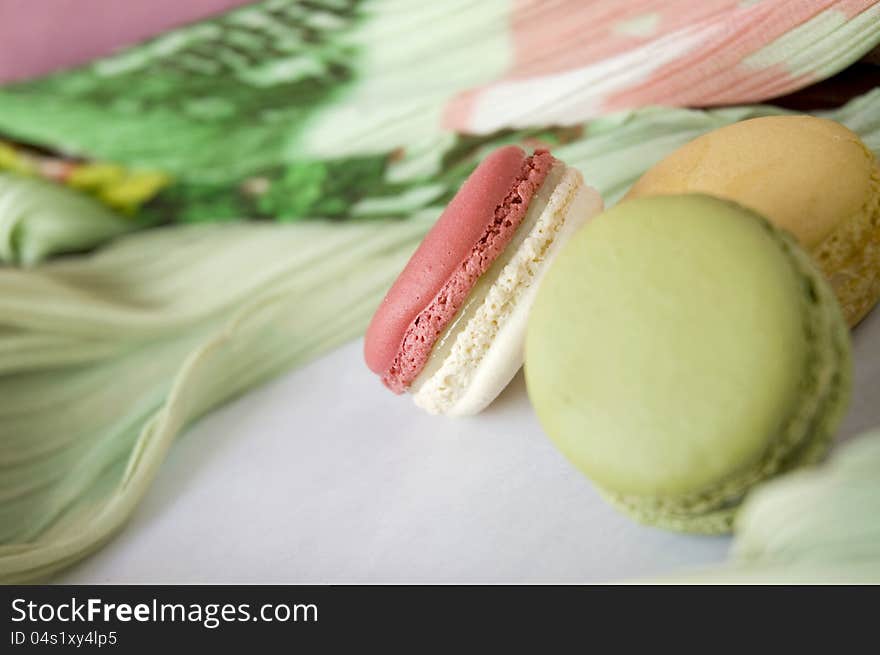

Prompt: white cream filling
[410,164,603,415]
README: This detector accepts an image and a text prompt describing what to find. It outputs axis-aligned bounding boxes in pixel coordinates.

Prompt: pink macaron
[365,145,602,415]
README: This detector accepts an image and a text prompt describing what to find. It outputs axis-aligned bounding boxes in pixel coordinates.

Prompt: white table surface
[57,307,880,584]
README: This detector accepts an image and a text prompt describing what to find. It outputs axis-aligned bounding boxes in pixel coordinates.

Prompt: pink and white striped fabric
[444,0,880,132]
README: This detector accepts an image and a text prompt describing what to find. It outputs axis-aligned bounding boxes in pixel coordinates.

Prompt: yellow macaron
[626,115,880,326]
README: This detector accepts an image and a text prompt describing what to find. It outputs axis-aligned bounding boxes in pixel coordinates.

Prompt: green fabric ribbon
[651,430,880,583]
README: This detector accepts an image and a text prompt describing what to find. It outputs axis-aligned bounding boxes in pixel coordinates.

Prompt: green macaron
[525,194,852,534]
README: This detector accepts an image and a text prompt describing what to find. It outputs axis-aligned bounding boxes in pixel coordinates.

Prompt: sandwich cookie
[526,195,852,533]
[365,145,603,415]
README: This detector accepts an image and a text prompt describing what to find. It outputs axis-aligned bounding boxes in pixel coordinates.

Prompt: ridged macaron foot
[625,115,880,327]
[364,145,603,415]
[525,195,852,534]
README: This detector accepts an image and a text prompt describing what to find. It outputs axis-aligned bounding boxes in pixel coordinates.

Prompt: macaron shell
[605,240,851,534]
[625,116,873,249]
[625,115,880,326]
[525,195,813,498]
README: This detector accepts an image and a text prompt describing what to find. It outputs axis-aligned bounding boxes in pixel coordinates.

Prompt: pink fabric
[364,147,555,393]
[444,0,880,132]
[505,0,750,79]
[0,0,253,84]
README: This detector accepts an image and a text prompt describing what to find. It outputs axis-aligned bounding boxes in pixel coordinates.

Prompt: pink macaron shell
[364,146,555,393]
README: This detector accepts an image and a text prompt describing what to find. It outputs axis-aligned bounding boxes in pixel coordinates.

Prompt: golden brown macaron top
[626,115,880,326]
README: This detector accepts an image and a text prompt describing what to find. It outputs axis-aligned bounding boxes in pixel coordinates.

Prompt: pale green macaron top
[525,194,851,533]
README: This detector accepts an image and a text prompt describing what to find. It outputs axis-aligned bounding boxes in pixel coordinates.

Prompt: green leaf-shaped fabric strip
[0,175,136,266]
[648,429,880,583]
